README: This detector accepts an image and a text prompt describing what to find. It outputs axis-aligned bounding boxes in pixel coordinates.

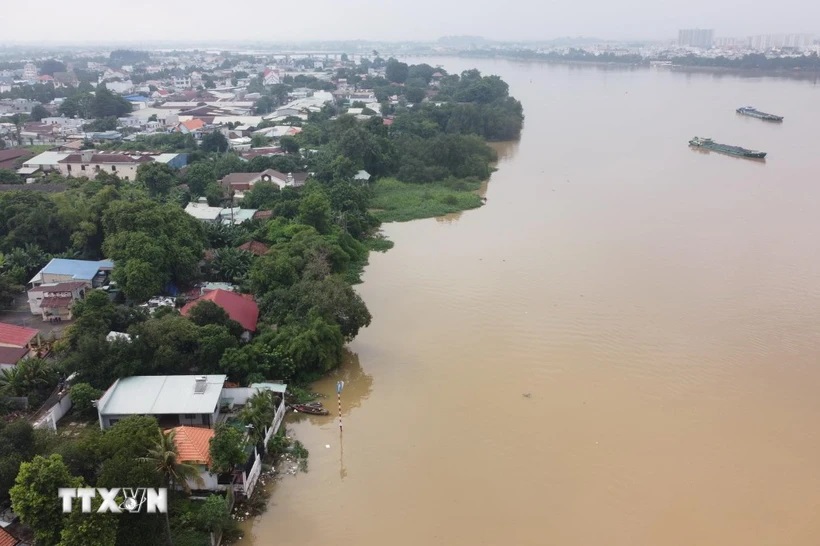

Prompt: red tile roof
[180,289,259,332]
[180,119,205,131]
[0,526,20,546]
[169,426,214,466]
[0,322,38,347]
[237,240,270,256]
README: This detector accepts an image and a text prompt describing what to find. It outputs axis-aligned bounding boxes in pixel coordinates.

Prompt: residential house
[170,425,218,490]
[57,150,187,180]
[96,374,228,430]
[0,99,38,114]
[57,150,150,180]
[176,119,205,135]
[263,68,281,85]
[0,322,39,370]
[181,289,258,341]
[27,281,87,321]
[354,169,372,183]
[104,80,135,94]
[29,258,114,288]
[17,123,60,145]
[27,258,113,320]
[0,149,33,170]
[220,169,308,199]
[19,151,69,175]
[237,241,270,256]
[185,202,223,223]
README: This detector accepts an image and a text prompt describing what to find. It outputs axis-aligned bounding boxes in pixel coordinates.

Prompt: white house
[58,150,153,180]
[220,169,308,200]
[96,374,228,430]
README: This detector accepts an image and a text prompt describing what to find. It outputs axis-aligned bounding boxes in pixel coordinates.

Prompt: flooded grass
[370,178,484,222]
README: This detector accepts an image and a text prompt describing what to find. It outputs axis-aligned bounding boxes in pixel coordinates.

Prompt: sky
[4,0,818,44]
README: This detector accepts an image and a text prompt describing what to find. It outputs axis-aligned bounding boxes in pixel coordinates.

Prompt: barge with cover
[736,106,783,122]
[689,137,767,159]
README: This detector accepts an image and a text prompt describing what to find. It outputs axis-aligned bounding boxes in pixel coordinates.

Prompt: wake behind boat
[736,106,783,122]
[689,137,767,160]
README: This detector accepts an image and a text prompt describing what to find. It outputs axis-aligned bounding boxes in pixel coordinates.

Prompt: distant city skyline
[2,0,819,45]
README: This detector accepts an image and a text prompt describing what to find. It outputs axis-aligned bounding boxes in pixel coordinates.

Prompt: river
[242,58,820,546]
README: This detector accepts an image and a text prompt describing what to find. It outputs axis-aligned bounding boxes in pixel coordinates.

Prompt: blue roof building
[29,258,114,287]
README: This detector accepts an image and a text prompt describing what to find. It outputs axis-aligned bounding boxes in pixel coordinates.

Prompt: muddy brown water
[242,58,820,546]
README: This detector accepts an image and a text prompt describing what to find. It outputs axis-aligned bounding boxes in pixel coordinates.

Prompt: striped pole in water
[336,381,344,431]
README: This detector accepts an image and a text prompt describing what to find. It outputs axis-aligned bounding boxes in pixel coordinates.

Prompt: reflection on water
[244,58,820,546]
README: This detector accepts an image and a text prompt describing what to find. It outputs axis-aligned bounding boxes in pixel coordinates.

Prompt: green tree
[210,247,253,283]
[91,85,132,118]
[59,494,119,546]
[184,162,215,197]
[193,494,232,533]
[297,190,332,234]
[0,420,38,504]
[208,423,246,474]
[239,390,276,443]
[136,162,176,197]
[385,58,409,83]
[10,454,83,546]
[40,59,67,76]
[30,104,51,121]
[279,135,300,154]
[139,429,204,545]
[201,131,228,153]
[99,416,163,459]
[68,382,102,417]
[250,134,269,148]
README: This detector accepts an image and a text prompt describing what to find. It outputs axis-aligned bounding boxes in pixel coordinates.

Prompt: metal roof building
[96,374,227,430]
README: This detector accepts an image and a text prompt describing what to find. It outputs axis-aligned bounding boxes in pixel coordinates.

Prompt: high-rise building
[22,63,37,81]
[678,29,714,49]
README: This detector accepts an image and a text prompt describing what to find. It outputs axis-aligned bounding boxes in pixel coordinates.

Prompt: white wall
[33,392,72,431]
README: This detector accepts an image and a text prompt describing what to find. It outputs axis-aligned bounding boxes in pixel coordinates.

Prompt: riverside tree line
[0,61,523,546]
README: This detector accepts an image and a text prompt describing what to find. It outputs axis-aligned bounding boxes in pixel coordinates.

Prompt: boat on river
[290,403,329,415]
[688,137,767,160]
[736,106,783,122]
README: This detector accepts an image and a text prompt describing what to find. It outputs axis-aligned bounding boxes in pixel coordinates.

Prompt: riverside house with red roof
[169,425,218,490]
[0,322,40,370]
[180,289,259,341]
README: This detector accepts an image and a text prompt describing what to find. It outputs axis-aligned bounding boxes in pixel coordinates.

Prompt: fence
[32,391,72,430]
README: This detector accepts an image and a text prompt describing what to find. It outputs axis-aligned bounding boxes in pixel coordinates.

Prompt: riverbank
[451,52,820,80]
[369,177,485,223]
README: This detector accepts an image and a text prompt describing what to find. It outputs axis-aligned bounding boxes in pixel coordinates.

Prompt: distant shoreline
[443,53,820,81]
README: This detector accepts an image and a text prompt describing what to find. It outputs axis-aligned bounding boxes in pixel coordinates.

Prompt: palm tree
[239,391,275,444]
[139,429,204,546]
[0,358,55,397]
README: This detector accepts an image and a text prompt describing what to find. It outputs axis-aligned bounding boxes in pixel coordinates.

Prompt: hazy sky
[5,0,818,44]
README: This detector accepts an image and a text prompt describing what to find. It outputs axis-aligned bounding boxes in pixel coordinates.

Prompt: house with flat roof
[96,374,228,430]
[28,258,114,287]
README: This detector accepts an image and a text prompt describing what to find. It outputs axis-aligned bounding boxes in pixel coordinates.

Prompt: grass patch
[370,177,484,223]
[24,144,54,155]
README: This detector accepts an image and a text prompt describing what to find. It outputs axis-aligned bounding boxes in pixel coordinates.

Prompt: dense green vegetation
[0,59,523,545]
[2,416,237,546]
[462,47,820,72]
[670,52,820,70]
[369,177,484,222]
